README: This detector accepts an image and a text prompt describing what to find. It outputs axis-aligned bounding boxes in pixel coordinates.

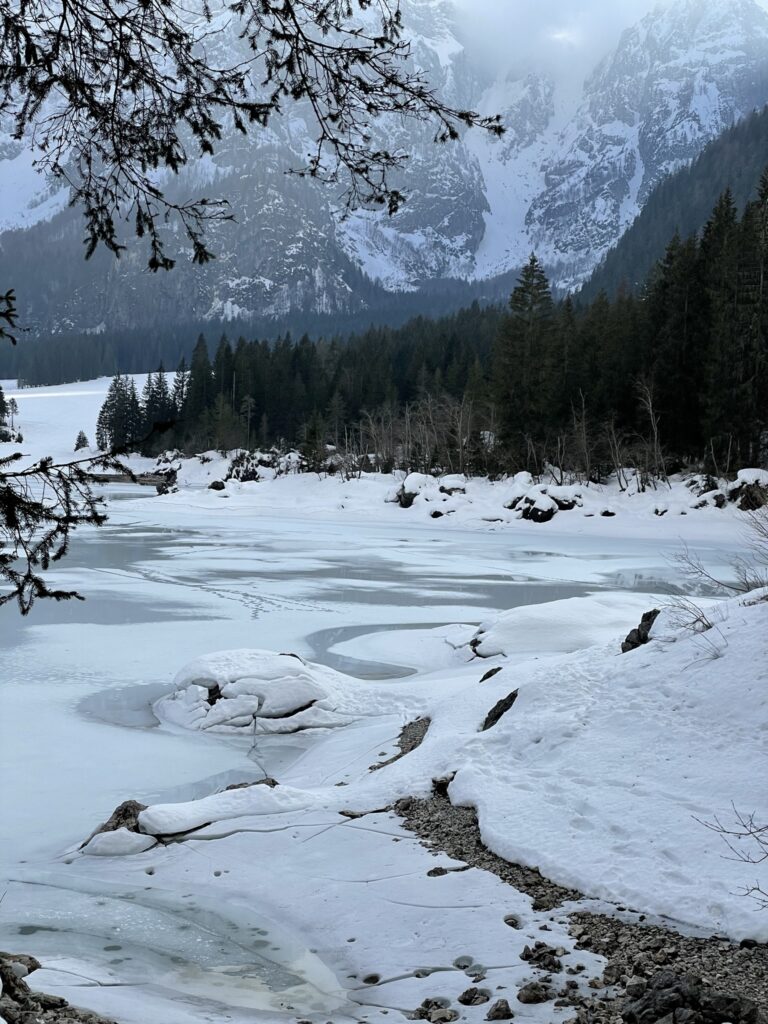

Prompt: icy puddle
[0,495,738,1021]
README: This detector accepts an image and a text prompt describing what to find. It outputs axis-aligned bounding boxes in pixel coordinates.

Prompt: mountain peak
[638,0,768,41]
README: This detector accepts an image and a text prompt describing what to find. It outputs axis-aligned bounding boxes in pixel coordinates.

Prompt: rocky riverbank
[396,785,766,1023]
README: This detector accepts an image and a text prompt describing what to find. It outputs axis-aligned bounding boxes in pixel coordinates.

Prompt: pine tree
[154,364,173,425]
[551,295,578,424]
[95,375,120,450]
[700,190,741,469]
[645,233,707,458]
[171,357,190,418]
[493,254,555,447]
[213,336,235,405]
[74,430,89,451]
[735,170,768,463]
[125,378,143,447]
[209,392,242,452]
[141,371,158,437]
[185,335,213,425]
[94,374,143,451]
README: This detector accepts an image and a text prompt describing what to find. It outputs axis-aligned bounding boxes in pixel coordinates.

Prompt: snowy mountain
[522,0,768,287]
[2,0,768,332]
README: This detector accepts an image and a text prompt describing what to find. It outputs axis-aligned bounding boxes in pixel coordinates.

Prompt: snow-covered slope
[2,0,768,329]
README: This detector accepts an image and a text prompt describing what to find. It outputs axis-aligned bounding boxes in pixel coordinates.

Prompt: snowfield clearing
[0,377,766,1023]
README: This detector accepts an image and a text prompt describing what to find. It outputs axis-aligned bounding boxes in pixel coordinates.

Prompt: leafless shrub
[671,496,768,598]
[668,542,738,595]
[699,805,768,910]
[664,596,716,634]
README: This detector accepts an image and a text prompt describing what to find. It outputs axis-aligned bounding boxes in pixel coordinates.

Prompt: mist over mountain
[2,0,768,336]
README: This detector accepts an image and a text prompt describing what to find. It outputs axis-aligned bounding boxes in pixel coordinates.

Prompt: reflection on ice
[3,878,348,1016]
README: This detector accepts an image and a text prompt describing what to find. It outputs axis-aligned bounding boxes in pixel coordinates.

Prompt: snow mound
[469,593,662,660]
[450,591,768,941]
[139,783,314,836]
[156,649,374,733]
[734,468,768,488]
[81,828,157,857]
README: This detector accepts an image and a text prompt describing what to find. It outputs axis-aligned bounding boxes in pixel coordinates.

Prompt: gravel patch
[370,717,430,771]
[395,789,579,911]
[394,787,768,1022]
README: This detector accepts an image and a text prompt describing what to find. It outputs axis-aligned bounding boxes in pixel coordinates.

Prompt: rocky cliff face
[1,0,768,332]
[524,0,768,287]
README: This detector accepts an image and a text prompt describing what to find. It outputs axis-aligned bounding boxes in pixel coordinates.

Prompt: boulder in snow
[621,609,660,653]
[439,474,467,496]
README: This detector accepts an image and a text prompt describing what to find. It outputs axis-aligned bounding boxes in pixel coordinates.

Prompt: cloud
[449,0,670,82]
[452,0,768,85]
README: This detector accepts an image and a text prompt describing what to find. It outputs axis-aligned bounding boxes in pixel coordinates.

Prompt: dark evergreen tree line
[94,306,503,456]
[493,176,767,474]
[94,175,768,475]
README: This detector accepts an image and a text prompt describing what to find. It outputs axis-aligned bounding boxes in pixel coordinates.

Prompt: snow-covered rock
[470,594,664,660]
[81,828,157,857]
[734,468,768,488]
[156,649,370,733]
[139,783,314,836]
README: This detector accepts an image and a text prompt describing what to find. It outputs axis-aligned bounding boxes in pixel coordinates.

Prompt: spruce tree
[185,335,213,426]
[700,190,741,469]
[493,254,555,448]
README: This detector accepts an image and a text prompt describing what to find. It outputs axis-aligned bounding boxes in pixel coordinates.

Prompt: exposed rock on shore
[621,609,660,653]
[0,953,117,1024]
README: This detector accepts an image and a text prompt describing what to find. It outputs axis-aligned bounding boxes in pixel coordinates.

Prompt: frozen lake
[0,489,740,1020]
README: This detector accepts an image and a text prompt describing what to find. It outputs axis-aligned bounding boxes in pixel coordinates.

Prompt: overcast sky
[453,0,768,82]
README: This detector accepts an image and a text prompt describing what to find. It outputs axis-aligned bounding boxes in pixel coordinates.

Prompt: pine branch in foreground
[0,449,129,614]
